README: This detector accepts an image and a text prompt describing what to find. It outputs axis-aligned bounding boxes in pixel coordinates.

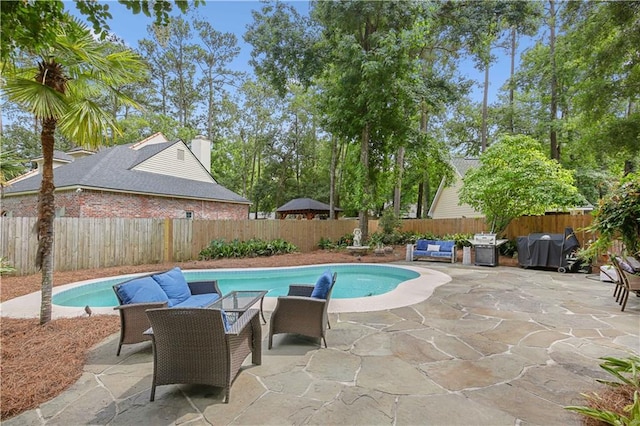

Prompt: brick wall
[2,190,249,220]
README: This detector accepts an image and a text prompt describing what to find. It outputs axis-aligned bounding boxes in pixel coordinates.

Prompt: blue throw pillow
[311,269,333,299]
[152,267,191,307]
[116,276,169,305]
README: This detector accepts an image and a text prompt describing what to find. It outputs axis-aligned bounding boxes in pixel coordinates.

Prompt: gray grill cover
[517,229,580,269]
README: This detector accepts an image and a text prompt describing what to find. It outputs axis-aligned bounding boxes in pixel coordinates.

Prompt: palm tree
[2,17,148,324]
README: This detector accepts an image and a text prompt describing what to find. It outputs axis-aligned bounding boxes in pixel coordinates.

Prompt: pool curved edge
[0,263,452,319]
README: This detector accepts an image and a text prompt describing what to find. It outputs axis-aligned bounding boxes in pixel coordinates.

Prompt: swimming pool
[52,264,420,308]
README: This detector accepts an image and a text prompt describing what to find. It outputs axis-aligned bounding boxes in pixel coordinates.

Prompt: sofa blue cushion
[439,241,455,252]
[116,276,169,305]
[416,240,429,251]
[171,292,220,308]
[152,267,192,307]
[311,269,333,299]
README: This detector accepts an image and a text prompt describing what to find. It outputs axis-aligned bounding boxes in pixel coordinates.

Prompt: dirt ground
[0,248,520,420]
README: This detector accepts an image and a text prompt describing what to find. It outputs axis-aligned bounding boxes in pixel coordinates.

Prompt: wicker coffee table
[208,290,268,324]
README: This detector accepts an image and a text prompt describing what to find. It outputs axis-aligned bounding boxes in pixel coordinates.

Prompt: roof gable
[132,141,215,184]
[427,157,484,219]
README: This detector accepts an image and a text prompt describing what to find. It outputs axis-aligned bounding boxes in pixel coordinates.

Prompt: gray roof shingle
[5,142,250,204]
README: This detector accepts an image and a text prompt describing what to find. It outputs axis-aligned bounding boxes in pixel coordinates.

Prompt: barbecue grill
[516,227,583,272]
[468,233,508,267]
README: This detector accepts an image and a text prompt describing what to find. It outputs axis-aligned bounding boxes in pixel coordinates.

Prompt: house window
[185,211,193,219]
[177,149,185,161]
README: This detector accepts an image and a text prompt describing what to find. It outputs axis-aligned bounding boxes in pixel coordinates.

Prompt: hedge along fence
[1,215,593,276]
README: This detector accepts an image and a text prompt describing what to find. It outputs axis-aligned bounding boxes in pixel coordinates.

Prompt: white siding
[430,179,483,219]
[133,142,214,183]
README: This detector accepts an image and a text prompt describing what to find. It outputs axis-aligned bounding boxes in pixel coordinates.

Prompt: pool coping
[0,263,451,319]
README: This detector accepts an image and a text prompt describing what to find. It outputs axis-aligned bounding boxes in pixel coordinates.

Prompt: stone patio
[5,262,639,425]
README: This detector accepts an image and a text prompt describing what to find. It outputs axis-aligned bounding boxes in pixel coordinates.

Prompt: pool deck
[3,261,640,425]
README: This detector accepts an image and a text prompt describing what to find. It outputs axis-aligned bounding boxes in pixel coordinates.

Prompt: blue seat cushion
[152,267,192,307]
[116,276,169,305]
[311,269,333,299]
[171,293,220,308]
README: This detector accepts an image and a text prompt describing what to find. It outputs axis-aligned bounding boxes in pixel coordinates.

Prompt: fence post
[163,219,173,263]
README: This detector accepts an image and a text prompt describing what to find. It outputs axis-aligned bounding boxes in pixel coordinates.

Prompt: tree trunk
[358,123,370,240]
[481,63,490,152]
[38,118,57,325]
[329,136,337,219]
[423,170,431,217]
[549,0,560,160]
[393,146,405,217]
[416,182,423,218]
[509,27,516,134]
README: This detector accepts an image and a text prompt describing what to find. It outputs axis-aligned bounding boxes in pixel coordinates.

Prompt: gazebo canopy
[276,198,341,220]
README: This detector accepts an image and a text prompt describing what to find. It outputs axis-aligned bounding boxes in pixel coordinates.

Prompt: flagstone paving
[5,262,639,425]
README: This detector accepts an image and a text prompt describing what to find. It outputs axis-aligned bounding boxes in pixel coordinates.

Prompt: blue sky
[70,1,525,105]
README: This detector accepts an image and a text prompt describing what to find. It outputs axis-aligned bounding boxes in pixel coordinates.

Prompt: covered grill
[468,233,508,267]
[517,227,581,271]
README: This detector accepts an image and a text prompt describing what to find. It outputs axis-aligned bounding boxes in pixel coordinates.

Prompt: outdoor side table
[208,290,268,324]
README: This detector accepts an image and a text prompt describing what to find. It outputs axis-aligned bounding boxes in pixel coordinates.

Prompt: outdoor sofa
[413,239,456,263]
[112,267,222,355]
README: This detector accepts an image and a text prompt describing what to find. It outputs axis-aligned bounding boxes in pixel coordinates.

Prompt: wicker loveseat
[413,239,456,263]
[145,307,262,403]
[112,267,222,356]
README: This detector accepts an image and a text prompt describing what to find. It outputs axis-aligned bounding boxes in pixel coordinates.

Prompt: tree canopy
[459,134,585,234]
[2,0,639,240]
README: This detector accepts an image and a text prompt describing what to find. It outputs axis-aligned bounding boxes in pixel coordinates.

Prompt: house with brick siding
[2,133,251,219]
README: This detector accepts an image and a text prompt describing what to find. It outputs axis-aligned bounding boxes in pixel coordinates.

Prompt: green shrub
[499,239,518,257]
[443,233,474,249]
[379,210,402,235]
[336,233,354,247]
[199,238,297,260]
[0,257,16,275]
[565,355,640,425]
[317,237,335,250]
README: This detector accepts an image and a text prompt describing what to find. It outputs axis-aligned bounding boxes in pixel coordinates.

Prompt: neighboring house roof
[32,150,75,163]
[276,198,340,212]
[4,138,250,205]
[427,158,484,219]
[450,157,479,177]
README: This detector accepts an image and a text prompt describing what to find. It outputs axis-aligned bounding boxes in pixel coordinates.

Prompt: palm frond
[58,98,121,147]
[3,77,68,119]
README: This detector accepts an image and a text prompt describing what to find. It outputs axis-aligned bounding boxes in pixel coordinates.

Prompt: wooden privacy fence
[1,215,593,276]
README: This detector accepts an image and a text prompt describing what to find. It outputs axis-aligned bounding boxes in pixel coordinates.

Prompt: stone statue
[353,228,362,247]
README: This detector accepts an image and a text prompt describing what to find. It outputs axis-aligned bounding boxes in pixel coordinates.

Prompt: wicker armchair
[113,276,222,356]
[268,272,337,349]
[145,307,262,403]
[611,256,640,312]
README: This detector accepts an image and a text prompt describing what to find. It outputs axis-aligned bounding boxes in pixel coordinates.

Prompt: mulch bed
[1,316,120,420]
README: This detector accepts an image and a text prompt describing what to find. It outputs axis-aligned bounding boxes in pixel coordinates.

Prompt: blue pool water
[52,264,420,308]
